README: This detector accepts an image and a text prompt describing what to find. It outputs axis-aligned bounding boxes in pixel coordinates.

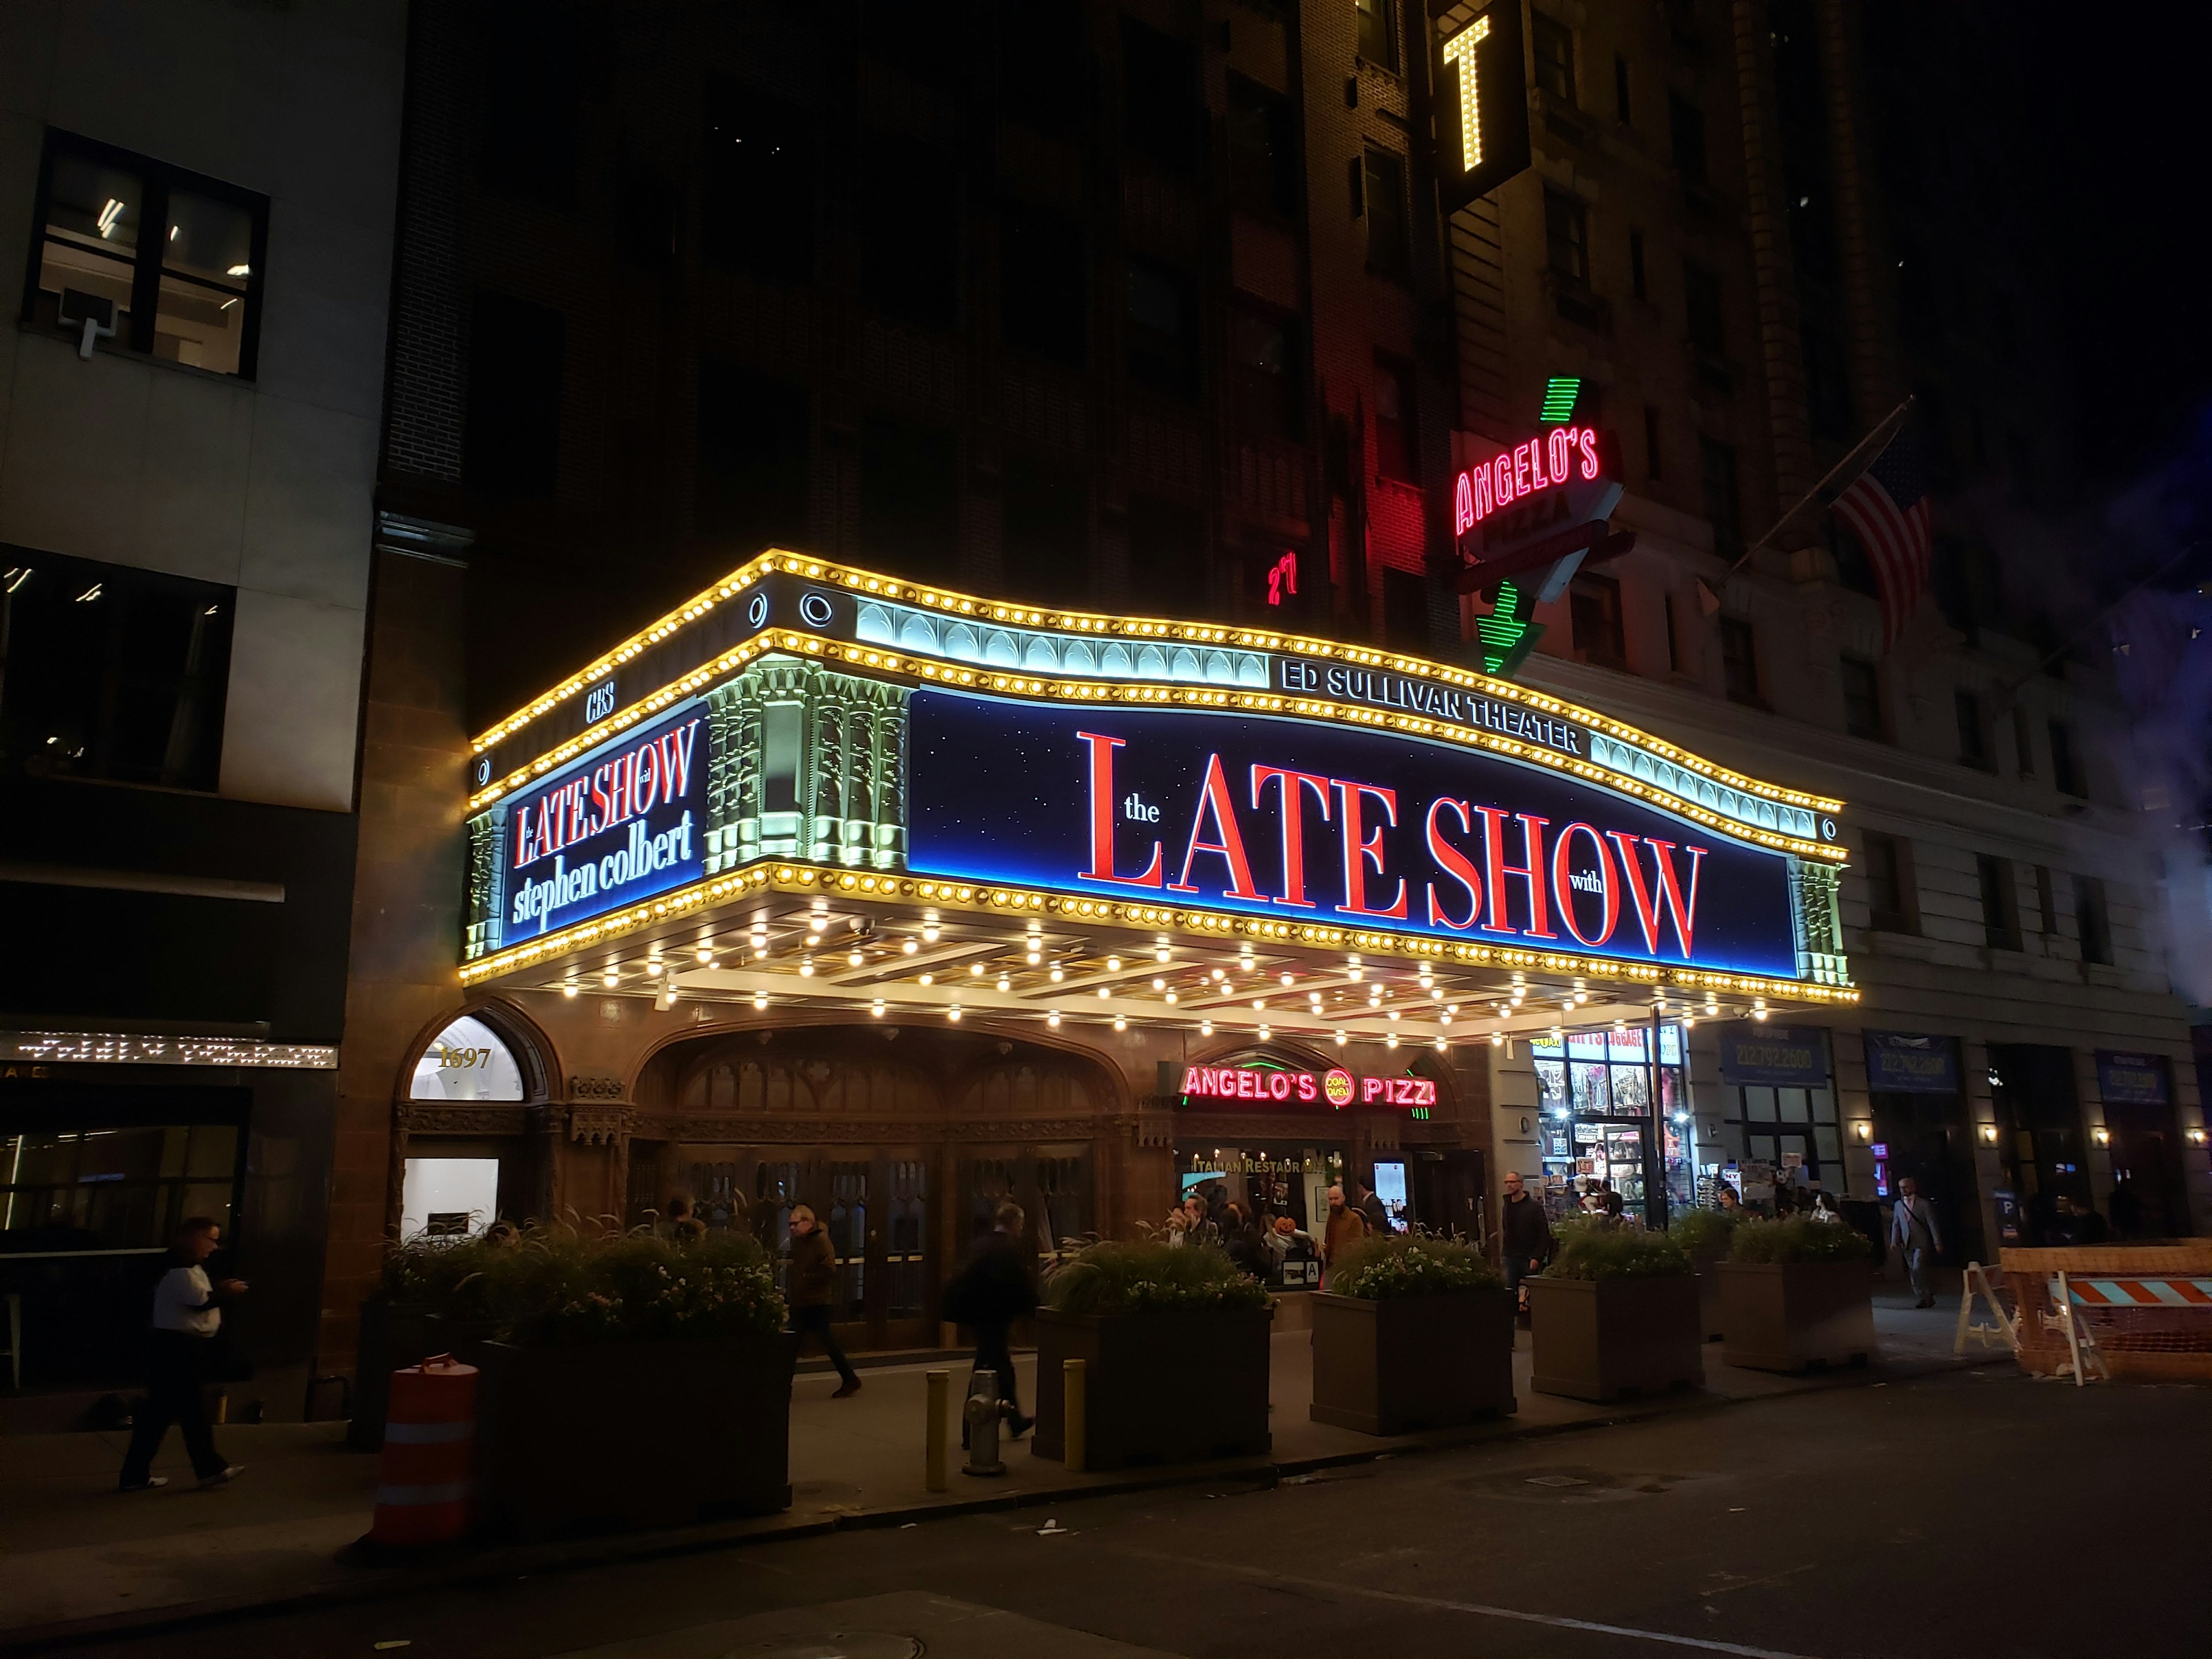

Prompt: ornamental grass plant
[1043,1238,1272,1316]
[1669,1205,1744,1259]
[1327,1230,1502,1300]
[1543,1217,1694,1280]
[1728,1215,1873,1266]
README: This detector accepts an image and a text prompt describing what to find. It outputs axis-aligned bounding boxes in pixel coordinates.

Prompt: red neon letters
[1453,425,1603,536]
[1178,1066,1435,1111]
[512,717,701,872]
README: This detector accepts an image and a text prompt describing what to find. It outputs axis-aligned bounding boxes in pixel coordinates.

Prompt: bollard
[925,1368,950,1493]
[961,1368,1005,1476]
[1062,1358,1086,1473]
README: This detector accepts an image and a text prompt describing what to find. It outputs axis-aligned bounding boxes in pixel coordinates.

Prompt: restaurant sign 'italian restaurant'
[414,554,1854,1346]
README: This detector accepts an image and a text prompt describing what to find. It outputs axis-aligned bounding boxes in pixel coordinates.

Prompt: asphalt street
[45,1367,2211,1659]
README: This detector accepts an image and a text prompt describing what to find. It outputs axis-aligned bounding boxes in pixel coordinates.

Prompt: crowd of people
[1163,1180,1391,1289]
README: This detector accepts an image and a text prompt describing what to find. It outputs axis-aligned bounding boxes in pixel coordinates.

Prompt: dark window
[1230,308,1303,443]
[1127,495,1205,612]
[2034,864,2057,936]
[1664,593,1683,671]
[700,85,815,284]
[1373,354,1419,482]
[25,130,266,377]
[1356,0,1399,71]
[1700,437,1741,558]
[1978,854,2022,952]
[465,293,565,499]
[695,359,809,552]
[1000,202,1087,367]
[1382,567,1428,650]
[1544,188,1589,286]
[2012,705,2035,777]
[1719,614,1759,704]
[1861,831,1918,934]
[1363,148,1411,277]
[1629,228,1647,298]
[1644,404,1662,479]
[2050,718,2086,797]
[1802,324,1851,440]
[1614,52,1633,123]
[1000,0,1093,138]
[858,415,960,584]
[1684,262,1724,354]
[1122,18,1199,172]
[1125,258,1200,401]
[1669,93,1708,186]
[1955,689,1991,770]
[1570,575,1626,668]
[861,142,958,329]
[1001,457,1090,608]
[1533,12,1575,103]
[0,547,233,790]
[1840,656,1883,740]
[2072,872,2112,965]
[473,0,581,209]
[1226,75,1301,218]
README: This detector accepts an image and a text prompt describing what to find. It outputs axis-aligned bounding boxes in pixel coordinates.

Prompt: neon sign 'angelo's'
[1453,425,1603,538]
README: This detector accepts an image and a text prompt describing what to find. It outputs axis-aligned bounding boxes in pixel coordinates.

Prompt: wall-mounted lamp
[1980,1123,2000,1143]
[2092,1126,2111,1147]
[1851,1120,1873,1142]
[2188,1127,2207,1146]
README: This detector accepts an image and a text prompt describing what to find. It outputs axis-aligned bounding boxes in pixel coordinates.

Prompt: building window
[1125,258,1200,401]
[1700,437,1742,558]
[1978,854,2022,952]
[1645,405,1662,479]
[0,1120,241,1256]
[1533,12,1575,103]
[1226,74,1301,219]
[1725,1081,1844,1190]
[474,0,581,208]
[2012,705,2035,778]
[1664,593,1684,672]
[2071,873,2112,965]
[858,415,960,584]
[1000,202,1087,368]
[1382,567,1428,650]
[1614,52,1633,123]
[2050,718,2086,797]
[695,359,809,552]
[1355,0,1399,71]
[1544,189,1589,287]
[2033,864,2057,937]
[25,130,266,378]
[1230,307,1304,443]
[1001,456,1090,608]
[1669,93,1708,186]
[1840,656,1883,740]
[1127,495,1206,613]
[1362,147,1410,277]
[1861,831,1918,934]
[1718,614,1759,705]
[465,293,566,499]
[1532,1027,1694,1208]
[1955,689,1991,770]
[1570,575,1626,669]
[1122,18,1199,172]
[862,142,959,329]
[1629,228,1647,299]
[1373,354,1419,482]
[700,84,815,284]
[0,547,234,791]
[1684,262,1725,355]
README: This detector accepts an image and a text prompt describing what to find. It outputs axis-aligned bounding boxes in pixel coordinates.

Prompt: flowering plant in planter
[1544,1218,1694,1280]
[1728,1216,1872,1265]
[1668,1206,1744,1259]
[1310,1232,1513,1433]
[1327,1232,1501,1299]
[1043,1238,1271,1316]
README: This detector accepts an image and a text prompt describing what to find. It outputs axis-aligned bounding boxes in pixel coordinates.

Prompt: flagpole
[1720,396,1915,581]
[1992,540,2203,706]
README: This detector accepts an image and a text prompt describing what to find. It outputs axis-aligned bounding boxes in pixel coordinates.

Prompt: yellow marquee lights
[468,551,1843,823]
[457,857,1862,1011]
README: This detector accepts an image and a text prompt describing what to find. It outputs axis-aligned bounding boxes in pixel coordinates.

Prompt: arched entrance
[392,1001,558,1241]
[630,1022,1124,1349]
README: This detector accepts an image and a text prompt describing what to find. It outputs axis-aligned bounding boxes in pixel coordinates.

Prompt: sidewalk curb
[0,1351,1979,1654]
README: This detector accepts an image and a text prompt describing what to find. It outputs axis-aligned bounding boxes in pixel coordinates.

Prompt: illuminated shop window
[409,1016,525,1103]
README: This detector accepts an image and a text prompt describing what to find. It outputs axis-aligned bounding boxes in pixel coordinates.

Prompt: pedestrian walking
[942,1202,1039,1442]
[1319,1184,1367,1287]
[1498,1171,1554,1320]
[118,1217,245,1492]
[786,1204,861,1397]
[1356,1180,1391,1237]
[1889,1177,1944,1308]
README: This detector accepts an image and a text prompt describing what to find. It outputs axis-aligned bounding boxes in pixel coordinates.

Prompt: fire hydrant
[962,1367,1005,1476]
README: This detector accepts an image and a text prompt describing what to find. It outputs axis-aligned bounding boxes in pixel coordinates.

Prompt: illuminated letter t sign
[1434,1,1531,213]
[1442,15,1491,175]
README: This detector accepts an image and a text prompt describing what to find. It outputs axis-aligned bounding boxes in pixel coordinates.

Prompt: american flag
[1831,426,1933,650]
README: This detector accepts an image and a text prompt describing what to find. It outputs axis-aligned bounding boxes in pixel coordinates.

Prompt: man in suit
[1889,1177,1944,1308]
[944,1202,1038,1441]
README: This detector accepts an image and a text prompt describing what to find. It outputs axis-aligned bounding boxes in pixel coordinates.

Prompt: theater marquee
[459,554,1851,1010]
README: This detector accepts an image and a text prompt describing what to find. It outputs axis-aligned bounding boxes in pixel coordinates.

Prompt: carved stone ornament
[569,1073,627,1101]
[399,1103,530,1137]
[569,1104,637,1145]
[1133,1094,1176,1149]
[649,1116,1109,1146]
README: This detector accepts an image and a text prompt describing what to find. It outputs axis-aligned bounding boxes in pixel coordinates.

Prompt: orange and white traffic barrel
[370,1353,477,1546]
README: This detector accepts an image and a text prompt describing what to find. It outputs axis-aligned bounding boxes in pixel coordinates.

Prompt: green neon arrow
[1474,578,1544,678]
[1539,376,1582,424]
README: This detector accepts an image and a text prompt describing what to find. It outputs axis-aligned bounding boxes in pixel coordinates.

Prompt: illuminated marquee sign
[1434,0,1531,213]
[1174,1063,1431,1111]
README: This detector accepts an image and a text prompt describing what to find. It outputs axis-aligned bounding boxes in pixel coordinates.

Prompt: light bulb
[1050,967,1065,982]
[1107,957,1122,971]
[1200,1020,1214,1036]
[919,973,934,985]
[562,983,579,998]
[1048,1012,1062,1027]
[752,993,768,1010]
[948,1006,962,1021]
[849,950,865,967]
[997,976,1010,991]
[1112,1016,1127,1031]
[903,940,919,955]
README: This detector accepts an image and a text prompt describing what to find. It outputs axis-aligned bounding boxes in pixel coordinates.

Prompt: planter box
[349,1303,498,1450]
[1718,1261,1877,1372]
[1690,1248,1729,1343]
[476,1332,794,1539]
[1527,1274,1703,1402]
[1032,1305,1272,1469]
[1309,1289,1516,1435]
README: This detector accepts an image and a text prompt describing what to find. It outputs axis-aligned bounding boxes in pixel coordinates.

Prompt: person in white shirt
[118,1217,247,1491]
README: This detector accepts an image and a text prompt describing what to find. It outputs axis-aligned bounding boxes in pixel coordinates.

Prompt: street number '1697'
[437,1046,494,1069]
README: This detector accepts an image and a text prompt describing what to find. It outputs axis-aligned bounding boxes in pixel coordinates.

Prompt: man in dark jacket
[944,1202,1038,1441]
[786,1204,860,1396]
[1355,1181,1391,1237]
[1499,1171,1553,1309]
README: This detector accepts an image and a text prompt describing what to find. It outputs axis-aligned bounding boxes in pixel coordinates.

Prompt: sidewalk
[0,1296,1977,1648]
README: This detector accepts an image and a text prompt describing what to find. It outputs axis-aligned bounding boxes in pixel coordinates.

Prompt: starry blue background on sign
[906,690,1802,976]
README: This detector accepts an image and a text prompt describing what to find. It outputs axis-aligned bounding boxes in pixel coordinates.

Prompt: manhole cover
[723,1636,922,1659]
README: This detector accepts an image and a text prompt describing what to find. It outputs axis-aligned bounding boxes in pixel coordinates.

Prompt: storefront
[391,552,1856,1338]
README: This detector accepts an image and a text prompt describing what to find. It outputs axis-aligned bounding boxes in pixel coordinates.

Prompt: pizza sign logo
[1322,1068,1356,1108]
